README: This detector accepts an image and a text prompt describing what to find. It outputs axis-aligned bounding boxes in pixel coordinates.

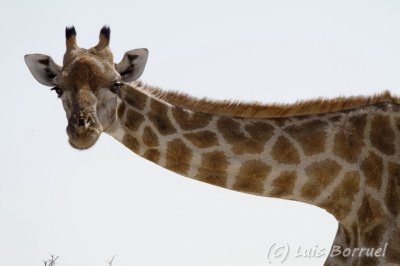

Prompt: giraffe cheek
[96,89,118,130]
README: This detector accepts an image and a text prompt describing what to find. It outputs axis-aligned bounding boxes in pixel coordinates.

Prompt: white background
[1,1,400,265]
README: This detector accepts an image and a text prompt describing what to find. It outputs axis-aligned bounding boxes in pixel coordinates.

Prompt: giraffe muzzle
[75,116,92,133]
[67,113,103,149]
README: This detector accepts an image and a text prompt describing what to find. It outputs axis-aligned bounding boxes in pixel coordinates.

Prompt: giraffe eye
[51,87,63,98]
[111,81,123,94]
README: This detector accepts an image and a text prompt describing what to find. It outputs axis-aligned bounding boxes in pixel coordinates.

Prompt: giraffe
[24,26,400,266]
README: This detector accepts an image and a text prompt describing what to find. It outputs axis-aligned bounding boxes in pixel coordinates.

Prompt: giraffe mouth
[66,114,103,150]
[67,127,102,150]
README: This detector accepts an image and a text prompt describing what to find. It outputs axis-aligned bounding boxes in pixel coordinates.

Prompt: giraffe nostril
[78,118,86,127]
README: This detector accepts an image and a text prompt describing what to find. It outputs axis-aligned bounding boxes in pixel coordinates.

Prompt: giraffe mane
[134,81,400,117]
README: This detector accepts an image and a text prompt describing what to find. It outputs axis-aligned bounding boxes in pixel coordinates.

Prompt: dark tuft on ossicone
[100,25,110,40]
[66,26,76,39]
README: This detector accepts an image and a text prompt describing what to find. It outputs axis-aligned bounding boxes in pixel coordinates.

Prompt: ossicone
[65,26,78,50]
[96,25,111,50]
[65,26,76,39]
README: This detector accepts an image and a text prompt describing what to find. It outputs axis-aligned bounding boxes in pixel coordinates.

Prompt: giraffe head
[25,26,148,149]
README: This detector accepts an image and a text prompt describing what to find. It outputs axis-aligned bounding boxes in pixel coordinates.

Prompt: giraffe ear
[116,48,148,82]
[24,54,61,86]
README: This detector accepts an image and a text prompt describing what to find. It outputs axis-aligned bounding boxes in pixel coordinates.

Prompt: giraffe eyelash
[51,87,63,98]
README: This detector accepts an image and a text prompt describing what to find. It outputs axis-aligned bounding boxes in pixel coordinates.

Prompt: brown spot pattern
[351,222,359,248]
[142,126,159,147]
[244,122,274,142]
[320,171,360,221]
[148,99,177,135]
[184,131,218,148]
[393,103,400,112]
[328,226,351,264]
[328,115,342,122]
[172,107,212,130]
[165,139,192,175]
[301,159,342,200]
[143,149,160,163]
[270,171,297,197]
[341,226,352,247]
[333,114,367,163]
[272,117,290,127]
[360,151,383,189]
[122,134,140,153]
[370,114,395,155]
[285,120,327,156]
[271,136,300,164]
[232,160,271,194]
[217,118,273,154]
[359,257,378,266]
[387,226,400,263]
[122,86,147,110]
[357,195,387,247]
[196,151,229,187]
[385,162,400,217]
[125,109,145,132]
[117,103,126,119]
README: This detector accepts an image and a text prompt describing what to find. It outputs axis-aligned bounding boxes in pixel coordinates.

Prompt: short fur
[137,81,400,117]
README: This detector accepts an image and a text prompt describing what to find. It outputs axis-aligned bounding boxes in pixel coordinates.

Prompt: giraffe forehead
[60,55,117,88]
[68,57,108,76]
[64,46,113,64]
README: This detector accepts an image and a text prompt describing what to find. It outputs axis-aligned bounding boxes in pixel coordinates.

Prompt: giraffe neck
[105,82,400,265]
[107,83,400,221]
